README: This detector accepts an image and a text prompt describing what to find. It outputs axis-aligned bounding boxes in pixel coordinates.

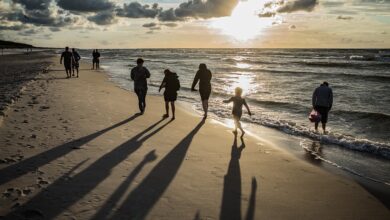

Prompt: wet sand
[0,54,389,219]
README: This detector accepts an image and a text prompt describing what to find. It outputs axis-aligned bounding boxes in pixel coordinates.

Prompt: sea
[76,48,390,187]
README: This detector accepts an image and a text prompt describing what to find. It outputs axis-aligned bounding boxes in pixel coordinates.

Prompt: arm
[145,68,151,79]
[60,53,63,64]
[191,71,200,91]
[223,97,233,103]
[130,68,135,81]
[159,77,166,92]
[244,99,252,116]
[329,89,333,110]
[312,88,317,107]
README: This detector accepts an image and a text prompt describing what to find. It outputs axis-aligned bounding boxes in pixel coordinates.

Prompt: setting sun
[209,0,272,41]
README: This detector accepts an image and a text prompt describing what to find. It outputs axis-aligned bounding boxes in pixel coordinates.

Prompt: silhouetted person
[60,46,73,78]
[312,81,333,133]
[72,48,81,78]
[223,87,252,137]
[92,49,100,70]
[191,63,212,118]
[159,69,180,120]
[131,58,150,114]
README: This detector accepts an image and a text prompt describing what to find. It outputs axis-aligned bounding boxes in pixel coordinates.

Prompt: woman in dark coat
[159,69,180,120]
[191,63,212,118]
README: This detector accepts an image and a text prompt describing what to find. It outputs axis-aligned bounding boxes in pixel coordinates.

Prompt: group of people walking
[60,47,333,136]
[130,58,253,137]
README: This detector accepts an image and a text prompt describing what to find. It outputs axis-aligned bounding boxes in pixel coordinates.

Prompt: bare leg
[233,117,238,135]
[171,101,175,120]
[314,122,319,131]
[202,100,208,117]
[76,68,79,77]
[164,102,169,117]
[322,123,326,133]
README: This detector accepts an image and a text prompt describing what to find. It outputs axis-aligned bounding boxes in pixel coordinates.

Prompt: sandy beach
[0,53,389,220]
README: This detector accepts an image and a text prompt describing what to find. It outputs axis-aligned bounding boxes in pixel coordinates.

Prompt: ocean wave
[246,115,390,159]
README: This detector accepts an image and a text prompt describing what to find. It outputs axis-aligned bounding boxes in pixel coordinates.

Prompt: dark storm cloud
[57,0,114,12]
[116,2,161,18]
[158,0,239,21]
[88,10,117,25]
[12,0,51,10]
[0,24,27,31]
[277,0,318,13]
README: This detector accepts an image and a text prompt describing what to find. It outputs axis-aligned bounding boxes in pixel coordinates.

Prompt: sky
[0,0,389,48]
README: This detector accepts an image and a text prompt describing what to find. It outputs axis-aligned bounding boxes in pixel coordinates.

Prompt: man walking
[60,47,73,78]
[131,58,150,114]
[312,81,333,133]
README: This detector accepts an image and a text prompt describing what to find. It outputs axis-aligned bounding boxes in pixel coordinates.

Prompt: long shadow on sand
[219,134,257,220]
[6,117,172,219]
[0,114,140,186]
[106,119,205,220]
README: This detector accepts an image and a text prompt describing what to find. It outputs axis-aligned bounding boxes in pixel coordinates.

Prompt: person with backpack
[159,69,180,120]
[131,58,151,114]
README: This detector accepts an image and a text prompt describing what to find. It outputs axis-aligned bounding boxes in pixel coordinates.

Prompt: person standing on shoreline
[72,48,81,78]
[92,49,100,70]
[159,69,180,120]
[131,58,150,114]
[60,47,73,78]
[191,63,212,118]
[312,81,333,133]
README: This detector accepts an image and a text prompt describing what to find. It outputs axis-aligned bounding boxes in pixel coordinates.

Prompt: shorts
[73,61,79,68]
[314,106,329,123]
[64,63,71,70]
[199,88,211,101]
[164,91,177,102]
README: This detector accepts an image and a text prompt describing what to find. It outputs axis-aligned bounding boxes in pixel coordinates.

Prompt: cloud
[158,0,239,21]
[277,0,318,13]
[258,11,276,17]
[142,22,158,28]
[49,26,61,32]
[116,2,161,18]
[162,22,178,27]
[12,0,51,10]
[337,15,353,20]
[57,0,114,12]
[0,24,27,31]
[88,10,117,25]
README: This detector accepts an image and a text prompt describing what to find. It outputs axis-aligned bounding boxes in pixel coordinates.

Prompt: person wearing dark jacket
[131,58,151,114]
[159,69,180,120]
[191,63,212,118]
[312,81,333,132]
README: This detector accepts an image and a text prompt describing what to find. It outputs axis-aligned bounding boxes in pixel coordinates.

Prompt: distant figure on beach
[223,87,252,137]
[72,48,81,78]
[60,47,73,78]
[191,63,212,118]
[159,69,180,120]
[312,81,333,133]
[92,49,100,70]
[131,58,151,114]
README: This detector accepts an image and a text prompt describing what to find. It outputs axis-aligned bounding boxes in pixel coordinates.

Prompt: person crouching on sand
[159,69,180,120]
[223,87,252,137]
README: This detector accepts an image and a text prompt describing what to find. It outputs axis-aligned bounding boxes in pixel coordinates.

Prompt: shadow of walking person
[92,150,158,219]
[220,134,246,220]
[0,114,140,186]
[108,119,206,220]
[6,118,171,220]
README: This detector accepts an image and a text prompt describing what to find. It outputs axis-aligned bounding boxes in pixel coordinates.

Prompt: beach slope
[0,55,388,220]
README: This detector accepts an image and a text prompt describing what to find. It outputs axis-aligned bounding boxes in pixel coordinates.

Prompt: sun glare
[209,0,271,42]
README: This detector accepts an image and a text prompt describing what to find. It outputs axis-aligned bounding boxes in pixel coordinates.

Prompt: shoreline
[0,53,389,219]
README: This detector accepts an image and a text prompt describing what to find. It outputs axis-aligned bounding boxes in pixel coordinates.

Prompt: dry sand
[0,54,389,220]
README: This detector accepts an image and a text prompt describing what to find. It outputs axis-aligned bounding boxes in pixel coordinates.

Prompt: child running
[223,87,252,137]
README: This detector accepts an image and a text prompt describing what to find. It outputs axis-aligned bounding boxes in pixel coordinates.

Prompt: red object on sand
[309,109,322,123]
